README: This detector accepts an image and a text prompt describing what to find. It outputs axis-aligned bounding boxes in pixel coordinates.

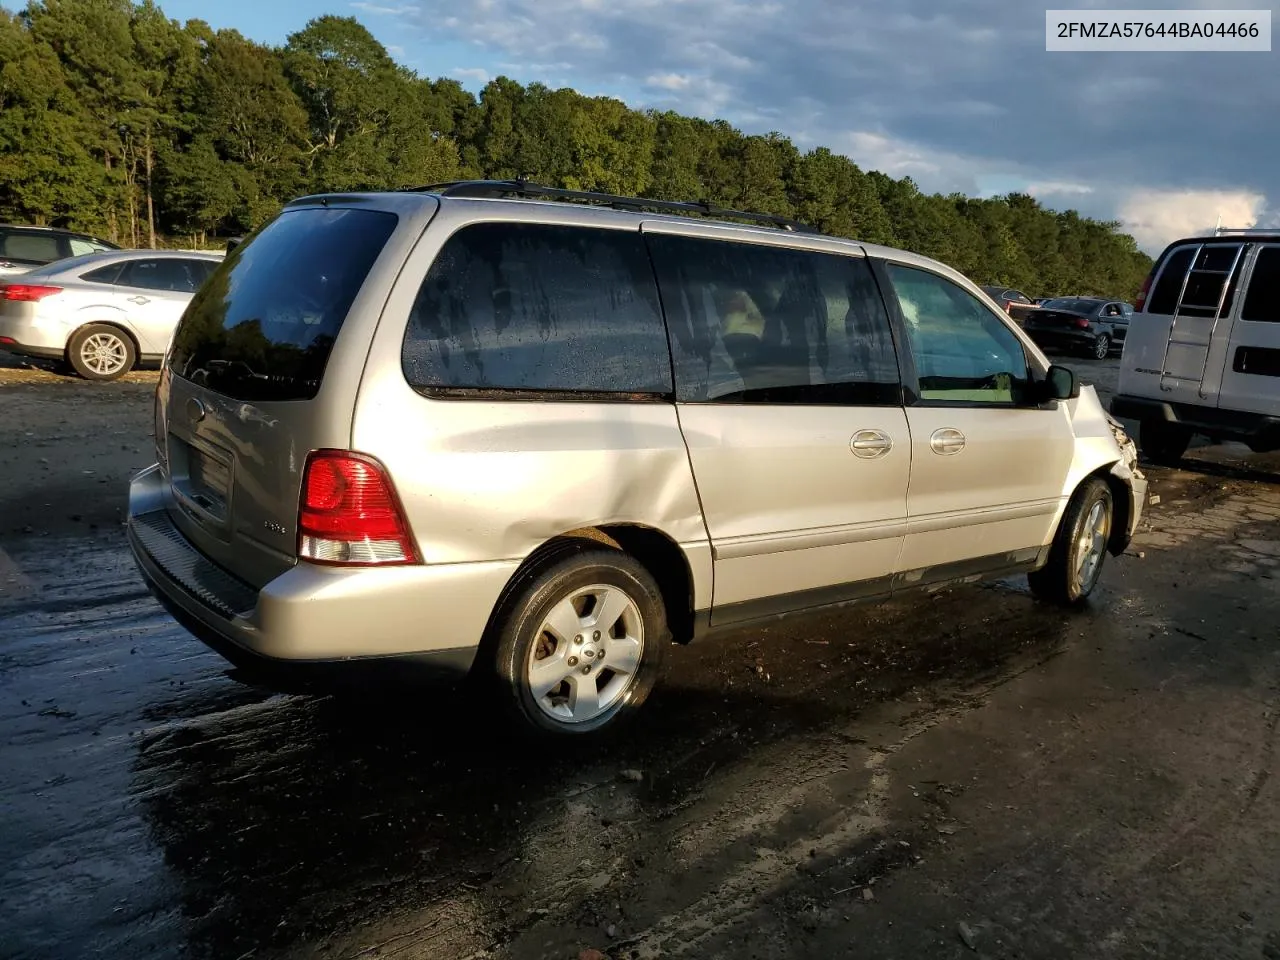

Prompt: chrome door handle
[850,429,893,459]
[128,295,150,305]
[929,427,966,455]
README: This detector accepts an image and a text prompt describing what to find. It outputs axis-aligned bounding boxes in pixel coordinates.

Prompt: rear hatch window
[167,207,398,401]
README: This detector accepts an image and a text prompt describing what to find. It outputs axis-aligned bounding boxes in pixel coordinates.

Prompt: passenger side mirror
[1044,364,1079,401]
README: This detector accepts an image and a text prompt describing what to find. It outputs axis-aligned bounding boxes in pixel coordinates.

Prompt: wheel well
[599,525,696,645]
[1091,464,1132,555]
[489,525,697,647]
[66,321,140,361]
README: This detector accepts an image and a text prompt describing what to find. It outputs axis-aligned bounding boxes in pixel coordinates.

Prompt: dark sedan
[1021,297,1132,360]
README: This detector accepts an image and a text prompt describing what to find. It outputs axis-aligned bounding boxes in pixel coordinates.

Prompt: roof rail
[1211,226,1280,236]
[406,179,817,233]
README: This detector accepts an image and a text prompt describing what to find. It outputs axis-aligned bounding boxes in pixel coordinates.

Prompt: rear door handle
[930,427,966,455]
[128,295,150,305]
[850,429,893,459]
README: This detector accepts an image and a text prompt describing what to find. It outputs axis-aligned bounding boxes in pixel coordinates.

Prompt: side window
[1173,244,1244,319]
[81,263,125,285]
[647,234,900,404]
[1,230,60,264]
[883,262,1031,405]
[68,239,99,257]
[402,223,671,395]
[189,259,218,285]
[119,258,200,293]
[179,258,215,288]
[1241,246,1280,323]
[1146,246,1195,315]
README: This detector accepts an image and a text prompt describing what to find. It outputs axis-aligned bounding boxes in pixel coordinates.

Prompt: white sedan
[0,249,224,380]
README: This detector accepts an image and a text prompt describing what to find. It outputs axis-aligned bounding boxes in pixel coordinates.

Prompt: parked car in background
[0,249,223,380]
[1112,228,1280,463]
[1022,297,1132,360]
[981,284,1032,312]
[980,285,1042,325]
[0,224,119,277]
[126,181,1146,738]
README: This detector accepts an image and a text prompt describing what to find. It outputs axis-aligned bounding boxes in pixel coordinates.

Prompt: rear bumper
[0,310,66,359]
[1109,395,1280,451]
[126,464,519,689]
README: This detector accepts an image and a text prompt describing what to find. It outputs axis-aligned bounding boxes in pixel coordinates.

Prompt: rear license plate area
[169,435,232,524]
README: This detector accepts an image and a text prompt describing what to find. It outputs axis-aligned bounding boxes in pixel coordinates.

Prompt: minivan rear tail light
[298,450,419,566]
[0,284,62,302]
[1133,271,1154,312]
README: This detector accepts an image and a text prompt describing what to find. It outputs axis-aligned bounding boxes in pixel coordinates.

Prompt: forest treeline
[0,0,1153,297]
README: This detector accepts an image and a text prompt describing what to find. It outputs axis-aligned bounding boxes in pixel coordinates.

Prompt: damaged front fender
[1105,411,1147,555]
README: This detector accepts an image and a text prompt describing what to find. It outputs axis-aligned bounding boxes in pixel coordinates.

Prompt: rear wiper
[202,359,269,381]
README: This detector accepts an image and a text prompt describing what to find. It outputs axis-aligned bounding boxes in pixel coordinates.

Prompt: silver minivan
[127,182,1146,735]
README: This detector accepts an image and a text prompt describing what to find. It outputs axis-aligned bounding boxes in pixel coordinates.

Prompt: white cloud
[835,131,996,196]
[350,1,414,14]
[362,0,1277,242]
[645,72,691,91]
[1026,181,1095,197]
[1118,188,1267,252]
[452,67,491,83]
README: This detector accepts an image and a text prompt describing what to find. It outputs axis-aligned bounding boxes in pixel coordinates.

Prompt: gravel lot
[2,347,1278,960]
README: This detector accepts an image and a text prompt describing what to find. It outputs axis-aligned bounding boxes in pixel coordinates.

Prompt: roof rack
[406,179,817,233]
[1211,226,1280,236]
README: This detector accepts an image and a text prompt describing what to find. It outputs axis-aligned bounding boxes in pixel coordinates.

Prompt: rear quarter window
[401,222,671,397]
[168,207,399,402]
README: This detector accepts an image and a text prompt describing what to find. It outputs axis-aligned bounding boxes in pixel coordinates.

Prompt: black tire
[1091,333,1111,360]
[488,545,668,736]
[1028,477,1114,607]
[1139,419,1191,466]
[67,324,136,381]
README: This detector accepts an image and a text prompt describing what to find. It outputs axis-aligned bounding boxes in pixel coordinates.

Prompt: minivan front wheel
[491,546,667,735]
[1028,477,1113,606]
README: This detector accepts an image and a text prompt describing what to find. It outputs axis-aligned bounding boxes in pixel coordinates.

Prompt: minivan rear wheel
[1091,333,1111,359]
[1139,419,1191,465]
[490,546,667,735]
[1028,477,1113,606]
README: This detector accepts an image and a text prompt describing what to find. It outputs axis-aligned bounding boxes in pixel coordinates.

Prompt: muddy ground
[1,351,1278,960]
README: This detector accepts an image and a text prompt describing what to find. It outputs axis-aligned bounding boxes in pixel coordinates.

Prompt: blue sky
[155,0,1279,253]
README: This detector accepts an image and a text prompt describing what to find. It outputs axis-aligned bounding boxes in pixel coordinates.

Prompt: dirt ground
[1,350,1278,960]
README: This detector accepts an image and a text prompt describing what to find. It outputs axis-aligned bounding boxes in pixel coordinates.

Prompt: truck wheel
[1139,419,1191,466]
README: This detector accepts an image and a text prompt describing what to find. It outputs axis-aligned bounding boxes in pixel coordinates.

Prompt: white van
[1111,228,1280,463]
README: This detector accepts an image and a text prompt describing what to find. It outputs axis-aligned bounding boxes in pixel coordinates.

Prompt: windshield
[166,206,399,402]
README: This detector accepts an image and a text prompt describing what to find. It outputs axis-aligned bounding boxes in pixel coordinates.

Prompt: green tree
[0,9,102,228]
